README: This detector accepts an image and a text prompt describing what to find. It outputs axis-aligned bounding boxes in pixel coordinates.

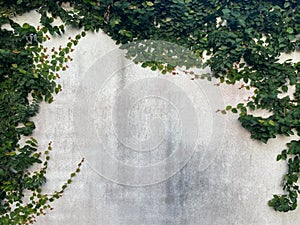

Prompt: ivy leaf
[282,86,288,92]
[287,27,294,34]
[18,68,27,74]
[146,1,154,7]
[226,105,232,110]
[222,8,230,15]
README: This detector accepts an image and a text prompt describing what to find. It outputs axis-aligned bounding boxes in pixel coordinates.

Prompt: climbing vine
[0,3,85,224]
[0,0,299,223]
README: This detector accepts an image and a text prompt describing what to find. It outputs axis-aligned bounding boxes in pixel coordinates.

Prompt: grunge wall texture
[16,12,300,225]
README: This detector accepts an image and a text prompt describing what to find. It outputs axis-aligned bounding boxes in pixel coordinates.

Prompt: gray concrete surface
[14,12,300,225]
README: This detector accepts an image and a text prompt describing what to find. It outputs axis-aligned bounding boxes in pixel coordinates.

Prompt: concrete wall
[15,14,300,225]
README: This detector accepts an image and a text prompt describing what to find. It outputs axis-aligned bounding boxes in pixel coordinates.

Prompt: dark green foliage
[0,3,84,224]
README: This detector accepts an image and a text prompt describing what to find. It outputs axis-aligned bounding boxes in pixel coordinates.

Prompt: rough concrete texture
[15,13,300,225]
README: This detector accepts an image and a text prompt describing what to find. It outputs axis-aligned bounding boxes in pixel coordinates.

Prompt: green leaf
[22,23,30,29]
[287,27,294,34]
[226,105,232,110]
[268,120,275,126]
[231,108,238,113]
[282,86,288,92]
[277,154,282,161]
[146,1,154,7]
[237,103,244,109]
[18,68,27,74]
[222,9,230,15]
